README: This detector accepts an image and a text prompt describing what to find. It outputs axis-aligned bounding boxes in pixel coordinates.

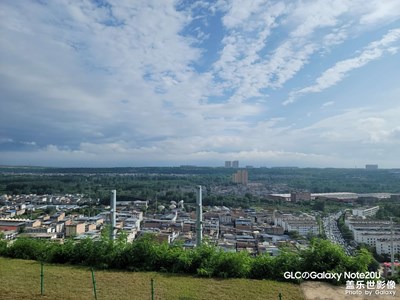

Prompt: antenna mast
[196,186,203,246]
[110,190,116,241]
[390,217,395,276]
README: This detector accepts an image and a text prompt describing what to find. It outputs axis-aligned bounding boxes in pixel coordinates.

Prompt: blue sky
[1,0,400,168]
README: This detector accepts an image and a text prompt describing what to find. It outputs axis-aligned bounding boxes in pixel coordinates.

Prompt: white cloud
[1,1,400,168]
[321,101,335,108]
[359,0,400,25]
[285,28,400,104]
[288,0,349,38]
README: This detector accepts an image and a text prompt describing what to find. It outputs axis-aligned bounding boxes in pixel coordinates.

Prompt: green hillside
[0,257,305,300]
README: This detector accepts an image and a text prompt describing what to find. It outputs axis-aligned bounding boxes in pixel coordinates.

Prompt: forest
[1,166,400,212]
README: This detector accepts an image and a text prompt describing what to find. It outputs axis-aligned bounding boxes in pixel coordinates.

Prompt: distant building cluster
[274,212,319,237]
[232,170,248,185]
[290,192,311,202]
[352,206,380,218]
[1,189,399,261]
[225,160,239,168]
[365,164,378,170]
[1,191,322,256]
[0,194,143,242]
[346,210,400,255]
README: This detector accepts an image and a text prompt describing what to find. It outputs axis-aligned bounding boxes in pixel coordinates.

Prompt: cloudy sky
[1,0,400,168]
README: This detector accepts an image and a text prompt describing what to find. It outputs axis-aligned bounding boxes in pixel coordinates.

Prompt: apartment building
[353,231,393,247]
[232,170,248,185]
[65,222,86,237]
[274,212,318,237]
[346,217,400,254]
[352,206,380,217]
[285,220,319,236]
[291,192,311,202]
[376,238,400,255]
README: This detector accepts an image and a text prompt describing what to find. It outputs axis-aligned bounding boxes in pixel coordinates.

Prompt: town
[1,173,399,277]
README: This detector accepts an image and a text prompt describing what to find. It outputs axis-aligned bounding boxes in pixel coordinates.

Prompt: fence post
[151,278,154,300]
[40,262,44,295]
[91,267,98,300]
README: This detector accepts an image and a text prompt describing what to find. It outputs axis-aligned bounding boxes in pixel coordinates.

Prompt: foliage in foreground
[0,257,306,300]
[0,236,374,283]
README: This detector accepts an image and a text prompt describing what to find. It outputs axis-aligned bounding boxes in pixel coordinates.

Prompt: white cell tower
[110,190,117,241]
[196,186,203,246]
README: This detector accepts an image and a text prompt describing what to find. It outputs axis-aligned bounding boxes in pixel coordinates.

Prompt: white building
[376,238,400,255]
[352,206,379,217]
[353,231,393,247]
[133,200,148,209]
[345,220,391,231]
[285,221,319,237]
[274,212,318,237]
[219,213,232,224]
[346,217,400,253]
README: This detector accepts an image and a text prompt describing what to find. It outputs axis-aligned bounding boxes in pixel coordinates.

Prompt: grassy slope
[0,257,305,300]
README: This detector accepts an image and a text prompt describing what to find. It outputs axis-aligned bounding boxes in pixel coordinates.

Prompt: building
[265,225,284,235]
[291,192,311,202]
[235,218,252,230]
[376,238,400,255]
[274,212,318,237]
[346,218,400,252]
[353,232,396,247]
[232,170,248,185]
[65,222,86,237]
[268,194,291,201]
[225,160,239,168]
[133,200,148,210]
[0,218,28,231]
[352,206,380,217]
[219,213,232,225]
[285,220,319,236]
[51,211,66,222]
[365,164,378,170]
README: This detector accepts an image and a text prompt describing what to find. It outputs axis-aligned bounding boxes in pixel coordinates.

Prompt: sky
[1,0,400,168]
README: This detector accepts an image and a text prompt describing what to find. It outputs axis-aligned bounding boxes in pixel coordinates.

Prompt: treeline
[375,202,400,223]
[0,173,231,202]
[337,215,354,242]
[2,167,400,198]
[0,236,376,283]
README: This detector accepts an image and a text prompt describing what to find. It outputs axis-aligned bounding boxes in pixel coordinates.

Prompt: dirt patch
[301,281,398,300]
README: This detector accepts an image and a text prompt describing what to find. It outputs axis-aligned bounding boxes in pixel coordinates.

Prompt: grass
[0,257,305,300]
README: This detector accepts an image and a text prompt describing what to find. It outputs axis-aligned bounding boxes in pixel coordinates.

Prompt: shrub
[0,240,7,256]
[6,238,47,261]
[212,250,251,278]
[250,254,275,279]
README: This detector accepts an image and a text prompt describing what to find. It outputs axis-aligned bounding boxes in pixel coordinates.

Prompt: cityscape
[1,164,399,298]
[1,0,400,299]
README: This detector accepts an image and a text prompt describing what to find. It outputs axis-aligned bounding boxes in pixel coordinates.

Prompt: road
[322,211,355,255]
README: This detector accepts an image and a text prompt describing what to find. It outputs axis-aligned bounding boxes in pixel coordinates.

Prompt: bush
[272,250,303,281]
[0,236,378,282]
[250,254,274,279]
[6,238,47,261]
[300,239,349,273]
[0,240,7,256]
[212,251,251,278]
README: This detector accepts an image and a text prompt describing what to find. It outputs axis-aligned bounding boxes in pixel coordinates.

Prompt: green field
[0,257,305,300]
